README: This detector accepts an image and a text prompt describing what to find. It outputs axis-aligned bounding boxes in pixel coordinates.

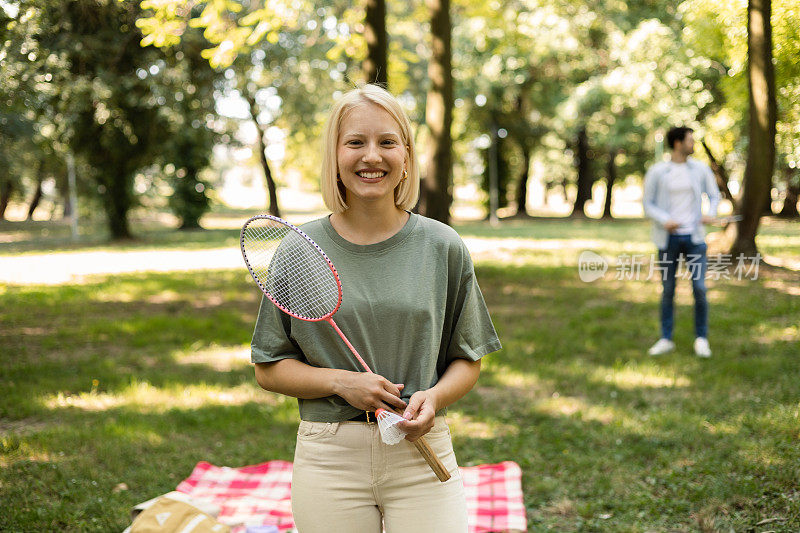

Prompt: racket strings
[242,221,340,320]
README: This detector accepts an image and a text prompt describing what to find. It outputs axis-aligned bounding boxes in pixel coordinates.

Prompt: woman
[250,84,501,532]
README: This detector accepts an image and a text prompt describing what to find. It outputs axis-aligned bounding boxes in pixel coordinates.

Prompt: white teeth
[357,171,385,179]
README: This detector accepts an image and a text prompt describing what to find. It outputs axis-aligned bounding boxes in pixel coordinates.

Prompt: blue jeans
[657,234,708,340]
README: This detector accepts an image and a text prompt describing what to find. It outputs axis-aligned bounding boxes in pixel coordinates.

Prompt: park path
[0,237,605,285]
[0,247,243,285]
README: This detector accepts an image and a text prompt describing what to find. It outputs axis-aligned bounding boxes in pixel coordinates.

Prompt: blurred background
[1,0,798,239]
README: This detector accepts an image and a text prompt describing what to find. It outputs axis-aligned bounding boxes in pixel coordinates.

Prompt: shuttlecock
[375,409,407,445]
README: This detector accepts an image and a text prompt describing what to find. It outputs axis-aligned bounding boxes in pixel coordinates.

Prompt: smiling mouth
[356,171,387,180]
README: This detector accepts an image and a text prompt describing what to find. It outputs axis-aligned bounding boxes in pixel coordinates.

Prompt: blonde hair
[320,84,420,213]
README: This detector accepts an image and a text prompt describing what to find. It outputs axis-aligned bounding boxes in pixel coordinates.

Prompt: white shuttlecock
[375,409,407,445]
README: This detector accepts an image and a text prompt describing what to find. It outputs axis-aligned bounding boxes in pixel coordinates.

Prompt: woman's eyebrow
[342,131,401,137]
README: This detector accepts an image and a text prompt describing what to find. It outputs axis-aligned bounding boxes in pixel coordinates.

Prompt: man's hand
[333,372,406,413]
[397,390,438,442]
[663,220,680,233]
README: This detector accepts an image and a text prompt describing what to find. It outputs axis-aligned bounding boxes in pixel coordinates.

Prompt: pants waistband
[347,411,376,423]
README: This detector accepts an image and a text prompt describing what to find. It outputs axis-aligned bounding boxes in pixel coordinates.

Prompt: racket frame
[240,214,343,322]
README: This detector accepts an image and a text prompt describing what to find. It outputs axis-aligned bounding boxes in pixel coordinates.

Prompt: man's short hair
[666,126,694,149]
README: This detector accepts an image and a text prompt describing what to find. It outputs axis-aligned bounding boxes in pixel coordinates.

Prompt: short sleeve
[446,256,502,362]
[250,294,305,364]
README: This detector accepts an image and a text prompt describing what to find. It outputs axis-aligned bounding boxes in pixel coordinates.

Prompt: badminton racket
[710,215,743,226]
[240,214,451,482]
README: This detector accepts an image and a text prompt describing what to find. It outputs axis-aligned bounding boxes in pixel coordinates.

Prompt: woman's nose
[362,142,381,162]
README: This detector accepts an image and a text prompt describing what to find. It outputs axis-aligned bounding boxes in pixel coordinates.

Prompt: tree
[420,0,453,224]
[155,26,221,229]
[682,0,800,232]
[7,0,197,238]
[732,0,777,256]
[570,126,593,217]
[776,165,799,218]
[243,89,281,218]
[363,0,387,85]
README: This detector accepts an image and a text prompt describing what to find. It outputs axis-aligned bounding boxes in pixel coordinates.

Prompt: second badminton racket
[240,214,451,482]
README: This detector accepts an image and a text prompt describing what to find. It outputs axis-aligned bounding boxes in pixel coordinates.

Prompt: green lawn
[1,215,798,531]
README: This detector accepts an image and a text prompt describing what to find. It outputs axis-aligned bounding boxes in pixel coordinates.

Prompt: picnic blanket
[176,460,526,533]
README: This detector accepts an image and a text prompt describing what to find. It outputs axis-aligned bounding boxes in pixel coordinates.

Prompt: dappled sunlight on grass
[762,279,800,297]
[589,364,691,390]
[173,344,252,372]
[447,411,519,440]
[534,395,619,425]
[43,381,276,413]
[465,236,606,251]
[471,240,654,269]
[698,419,741,436]
[585,278,657,303]
[0,443,59,468]
[754,324,799,344]
[757,233,800,248]
[482,363,547,388]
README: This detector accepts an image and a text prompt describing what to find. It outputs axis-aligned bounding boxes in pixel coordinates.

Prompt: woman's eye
[382,140,397,146]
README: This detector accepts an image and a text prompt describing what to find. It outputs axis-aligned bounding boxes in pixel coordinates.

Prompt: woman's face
[336,102,407,207]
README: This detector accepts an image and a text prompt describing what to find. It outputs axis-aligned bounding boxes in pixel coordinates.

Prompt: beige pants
[291,416,468,533]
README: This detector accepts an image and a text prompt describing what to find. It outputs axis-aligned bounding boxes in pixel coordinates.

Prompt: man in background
[643,126,721,358]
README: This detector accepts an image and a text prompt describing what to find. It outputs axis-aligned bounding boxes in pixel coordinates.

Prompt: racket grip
[412,436,451,482]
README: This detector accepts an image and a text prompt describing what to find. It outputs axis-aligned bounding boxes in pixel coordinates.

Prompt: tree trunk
[421,0,453,224]
[104,177,132,239]
[363,0,388,86]
[512,87,532,217]
[700,140,734,202]
[570,126,592,217]
[602,148,618,219]
[245,92,281,218]
[61,173,73,219]
[731,0,777,256]
[777,167,799,218]
[515,145,531,216]
[0,178,12,220]
[26,162,45,220]
[762,185,774,215]
[26,179,43,220]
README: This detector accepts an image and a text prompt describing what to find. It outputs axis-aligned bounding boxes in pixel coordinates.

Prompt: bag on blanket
[127,491,230,533]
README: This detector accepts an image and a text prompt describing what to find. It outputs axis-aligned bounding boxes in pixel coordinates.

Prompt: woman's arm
[254,358,407,412]
[397,358,481,441]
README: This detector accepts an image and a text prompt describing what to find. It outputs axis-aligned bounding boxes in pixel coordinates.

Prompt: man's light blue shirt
[642,158,721,249]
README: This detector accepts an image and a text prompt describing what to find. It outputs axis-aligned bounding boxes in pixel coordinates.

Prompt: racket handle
[412,436,451,482]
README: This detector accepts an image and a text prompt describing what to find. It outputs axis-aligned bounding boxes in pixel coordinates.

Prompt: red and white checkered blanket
[176,460,526,532]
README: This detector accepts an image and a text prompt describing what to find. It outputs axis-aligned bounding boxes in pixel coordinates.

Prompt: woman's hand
[397,390,438,442]
[334,371,407,413]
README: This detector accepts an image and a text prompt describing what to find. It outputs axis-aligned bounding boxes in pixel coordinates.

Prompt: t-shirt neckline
[322,211,418,254]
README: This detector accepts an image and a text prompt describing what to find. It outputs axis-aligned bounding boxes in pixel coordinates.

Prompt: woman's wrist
[423,388,441,413]
[329,369,350,398]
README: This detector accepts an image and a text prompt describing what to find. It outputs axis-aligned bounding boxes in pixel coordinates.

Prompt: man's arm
[702,163,721,218]
[643,164,672,226]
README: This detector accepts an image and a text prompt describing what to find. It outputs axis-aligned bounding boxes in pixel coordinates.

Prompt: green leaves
[137,0,307,67]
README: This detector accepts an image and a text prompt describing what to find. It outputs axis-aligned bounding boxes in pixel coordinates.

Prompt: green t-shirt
[250,213,502,422]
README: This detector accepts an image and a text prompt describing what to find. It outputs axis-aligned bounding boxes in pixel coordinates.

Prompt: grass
[1,213,799,531]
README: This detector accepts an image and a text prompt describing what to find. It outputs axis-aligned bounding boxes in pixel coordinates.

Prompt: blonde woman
[251,84,501,532]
